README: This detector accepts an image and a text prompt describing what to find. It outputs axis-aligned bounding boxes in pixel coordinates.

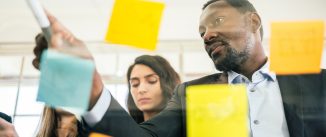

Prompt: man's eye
[215,17,225,26]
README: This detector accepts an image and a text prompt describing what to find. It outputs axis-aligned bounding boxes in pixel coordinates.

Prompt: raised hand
[45,11,104,110]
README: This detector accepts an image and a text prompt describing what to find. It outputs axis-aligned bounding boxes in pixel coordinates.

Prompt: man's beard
[214,46,249,73]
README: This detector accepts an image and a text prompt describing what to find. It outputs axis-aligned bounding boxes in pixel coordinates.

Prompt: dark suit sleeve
[0,112,12,123]
[90,84,186,137]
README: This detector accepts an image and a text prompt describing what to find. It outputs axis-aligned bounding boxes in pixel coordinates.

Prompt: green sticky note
[37,49,95,113]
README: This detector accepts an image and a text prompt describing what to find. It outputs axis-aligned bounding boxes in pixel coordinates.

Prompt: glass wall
[1,39,325,136]
[0,40,217,136]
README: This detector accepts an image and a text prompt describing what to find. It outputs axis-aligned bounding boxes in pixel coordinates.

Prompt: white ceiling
[0,0,326,43]
[0,0,208,43]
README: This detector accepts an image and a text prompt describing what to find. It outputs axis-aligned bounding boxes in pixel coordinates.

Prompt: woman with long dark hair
[126,55,180,123]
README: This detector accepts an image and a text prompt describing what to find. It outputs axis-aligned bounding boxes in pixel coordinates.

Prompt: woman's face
[129,64,164,113]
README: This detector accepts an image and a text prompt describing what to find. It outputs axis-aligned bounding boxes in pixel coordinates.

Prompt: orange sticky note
[89,133,112,137]
[270,21,324,75]
[186,84,248,137]
[105,0,165,51]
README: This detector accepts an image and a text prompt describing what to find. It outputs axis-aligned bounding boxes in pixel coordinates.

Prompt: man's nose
[203,30,218,45]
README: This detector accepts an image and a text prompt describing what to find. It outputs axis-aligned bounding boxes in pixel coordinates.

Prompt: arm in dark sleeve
[91,84,186,137]
[0,112,11,123]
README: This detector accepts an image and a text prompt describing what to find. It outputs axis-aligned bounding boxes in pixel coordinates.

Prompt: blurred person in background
[33,33,88,137]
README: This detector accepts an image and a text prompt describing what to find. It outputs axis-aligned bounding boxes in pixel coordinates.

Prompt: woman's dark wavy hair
[126,55,181,123]
[32,33,48,70]
[31,33,59,137]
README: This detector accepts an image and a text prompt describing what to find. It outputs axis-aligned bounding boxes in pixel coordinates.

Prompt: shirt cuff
[82,87,111,127]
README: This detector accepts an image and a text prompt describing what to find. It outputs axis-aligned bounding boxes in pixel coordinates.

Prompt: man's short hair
[202,0,264,40]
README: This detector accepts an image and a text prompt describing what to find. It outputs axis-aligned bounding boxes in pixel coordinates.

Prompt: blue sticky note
[37,49,95,113]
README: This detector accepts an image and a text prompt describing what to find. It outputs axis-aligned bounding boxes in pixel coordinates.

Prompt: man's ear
[250,12,261,34]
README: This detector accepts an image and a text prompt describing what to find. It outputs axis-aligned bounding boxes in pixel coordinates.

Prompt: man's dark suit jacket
[91,70,326,137]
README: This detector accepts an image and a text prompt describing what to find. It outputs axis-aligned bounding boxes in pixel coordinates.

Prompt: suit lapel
[277,75,306,137]
[277,71,326,137]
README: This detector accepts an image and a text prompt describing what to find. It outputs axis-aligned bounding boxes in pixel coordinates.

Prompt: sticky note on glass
[37,49,95,113]
[186,84,248,137]
[105,0,165,51]
[89,133,112,137]
[270,21,324,75]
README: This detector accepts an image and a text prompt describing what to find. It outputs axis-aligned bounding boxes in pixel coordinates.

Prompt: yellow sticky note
[270,21,324,75]
[89,133,112,137]
[105,0,165,51]
[186,84,248,137]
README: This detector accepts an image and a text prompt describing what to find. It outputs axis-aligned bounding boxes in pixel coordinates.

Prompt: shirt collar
[228,71,242,84]
[260,61,277,81]
[227,60,277,84]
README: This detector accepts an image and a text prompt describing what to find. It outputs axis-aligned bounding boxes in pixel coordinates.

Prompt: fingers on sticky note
[37,50,95,113]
